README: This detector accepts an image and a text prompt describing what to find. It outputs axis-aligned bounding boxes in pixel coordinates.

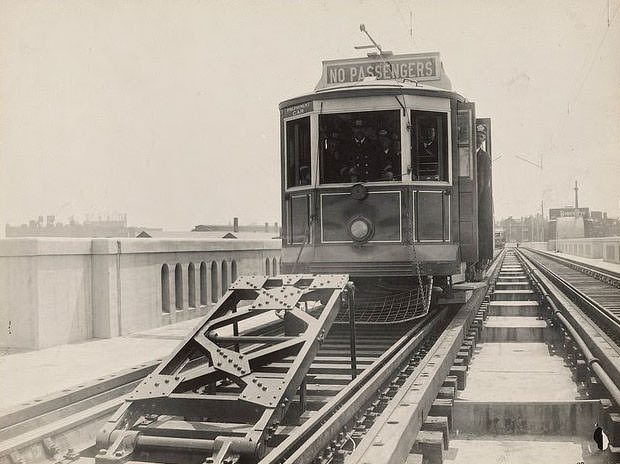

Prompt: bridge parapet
[0,238,281,350]
[549,237,620,264]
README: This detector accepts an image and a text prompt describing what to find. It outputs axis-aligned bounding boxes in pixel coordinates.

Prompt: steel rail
[524,247,620,288]
[0,316,287,462]
[258,311,444,464]
[0,399,122,459]
[547,297,620,407]
[0,362,158,438]
[348,292,482,464]
[519,249,620,340]
[348,250,505,464]
[0,311,289,429]
[261,250,507,464]
[517,250,620,403]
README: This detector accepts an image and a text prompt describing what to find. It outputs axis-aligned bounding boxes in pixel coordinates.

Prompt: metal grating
[335,283,432,325]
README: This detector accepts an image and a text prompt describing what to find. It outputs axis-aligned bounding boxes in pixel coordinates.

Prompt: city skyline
[1,0,619,233]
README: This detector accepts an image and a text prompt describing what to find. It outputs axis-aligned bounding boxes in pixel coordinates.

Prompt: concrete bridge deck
[0,316,201,411]
[445,251,609,464]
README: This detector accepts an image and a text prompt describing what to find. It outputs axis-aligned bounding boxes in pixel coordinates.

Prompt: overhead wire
[568,2,620,107]
[553,1,620,154]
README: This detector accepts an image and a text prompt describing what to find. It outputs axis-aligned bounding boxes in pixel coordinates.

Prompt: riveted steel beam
[95,274,349,464]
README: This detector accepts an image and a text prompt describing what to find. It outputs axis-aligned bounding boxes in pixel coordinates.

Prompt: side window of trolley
[319,110,401,184]
[286,116,311,188]
[410,111,448,181]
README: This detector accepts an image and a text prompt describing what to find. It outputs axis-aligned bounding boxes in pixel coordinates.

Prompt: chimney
[275,222,279,232]
[233,217,239,233]
[265,222,269,232]
[574,180,579,209]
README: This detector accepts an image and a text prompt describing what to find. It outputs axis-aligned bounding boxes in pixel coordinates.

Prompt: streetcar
[279,52,494,321]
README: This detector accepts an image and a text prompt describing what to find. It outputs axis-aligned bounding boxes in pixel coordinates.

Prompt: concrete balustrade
[514,237,620,264]
[549,237,620,263]
[0,238,281,350]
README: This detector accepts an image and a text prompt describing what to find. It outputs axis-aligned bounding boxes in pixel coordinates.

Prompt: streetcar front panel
[280,83,468,278]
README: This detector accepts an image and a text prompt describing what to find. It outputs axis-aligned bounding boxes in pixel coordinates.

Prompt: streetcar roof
[279,78,466,110]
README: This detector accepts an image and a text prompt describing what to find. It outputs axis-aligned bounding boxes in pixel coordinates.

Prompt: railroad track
[1,264,501,464]
[0,360,160,464]
[519,247,620,347]
[515,247,620,429]
[259,259,503,464]
[260,311,447,464]
[523,248,620,288]
[0,315,430,464]
[0,282,424,464]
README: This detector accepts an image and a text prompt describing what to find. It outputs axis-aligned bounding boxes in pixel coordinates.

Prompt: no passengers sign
[320,53,441,87]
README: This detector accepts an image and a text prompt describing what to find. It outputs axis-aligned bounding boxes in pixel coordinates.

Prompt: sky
[0,0,619,232]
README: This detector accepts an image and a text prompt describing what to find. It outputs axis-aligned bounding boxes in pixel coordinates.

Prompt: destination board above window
[318,53,441,88]
[281,101,314,119]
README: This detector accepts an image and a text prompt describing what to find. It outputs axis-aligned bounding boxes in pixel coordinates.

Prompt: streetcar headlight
[348,217,373,242]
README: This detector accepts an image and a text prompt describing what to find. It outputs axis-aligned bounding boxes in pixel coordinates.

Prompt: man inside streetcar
[322,132,345,183]
[377,129,401,181]
[416,123,440,180]
[342,118,381,182]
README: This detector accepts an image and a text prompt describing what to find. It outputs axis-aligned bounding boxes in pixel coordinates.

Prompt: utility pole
[514,153,546,243]
[540,199,544,241]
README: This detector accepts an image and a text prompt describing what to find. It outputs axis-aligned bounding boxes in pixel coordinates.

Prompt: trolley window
[319,110,401,184]
[457,109,474,178]
[286,117,311,188]
[289,195,310,244]
[411,111,448,181]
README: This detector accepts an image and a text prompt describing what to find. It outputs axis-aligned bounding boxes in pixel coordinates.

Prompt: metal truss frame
[94,274,349,464]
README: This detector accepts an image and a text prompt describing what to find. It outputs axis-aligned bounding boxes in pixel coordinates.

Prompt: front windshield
[286,117,311,188]
[411,110,448,181]
[319,110,401,184]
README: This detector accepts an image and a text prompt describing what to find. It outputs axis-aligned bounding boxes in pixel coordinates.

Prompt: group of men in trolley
[322,118,402,184]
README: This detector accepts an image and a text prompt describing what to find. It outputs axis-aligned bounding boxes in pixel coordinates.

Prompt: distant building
[497,215,547,243]
[497,207,619,243]
[191,217,281,236]
[6,214,162,238]
[192,224,280,234]
[547,207,620,239]
[588,211,620,237]
[136,230,278,240]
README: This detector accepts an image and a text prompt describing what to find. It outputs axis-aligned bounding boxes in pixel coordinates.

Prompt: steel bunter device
[95,274,351,464]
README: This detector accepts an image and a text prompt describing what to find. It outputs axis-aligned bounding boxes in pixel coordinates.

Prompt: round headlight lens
[349,218,372,242]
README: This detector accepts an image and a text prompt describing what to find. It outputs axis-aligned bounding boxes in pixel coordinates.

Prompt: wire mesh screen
[335,282,432,324]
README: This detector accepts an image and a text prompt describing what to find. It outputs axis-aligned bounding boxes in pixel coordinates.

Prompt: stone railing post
[91,239,121,338]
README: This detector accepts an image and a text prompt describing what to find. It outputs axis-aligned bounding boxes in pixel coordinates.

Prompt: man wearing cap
[377,129,401,181]
[343,119,380,182]
[476,123,493,267]
[322,132,344,183]
[416,124,440,180]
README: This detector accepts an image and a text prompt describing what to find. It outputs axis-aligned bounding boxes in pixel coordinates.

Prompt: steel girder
[94,274,349,464]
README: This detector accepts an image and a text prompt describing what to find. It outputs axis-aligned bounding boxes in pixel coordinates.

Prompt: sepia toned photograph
[0,1,619,463]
